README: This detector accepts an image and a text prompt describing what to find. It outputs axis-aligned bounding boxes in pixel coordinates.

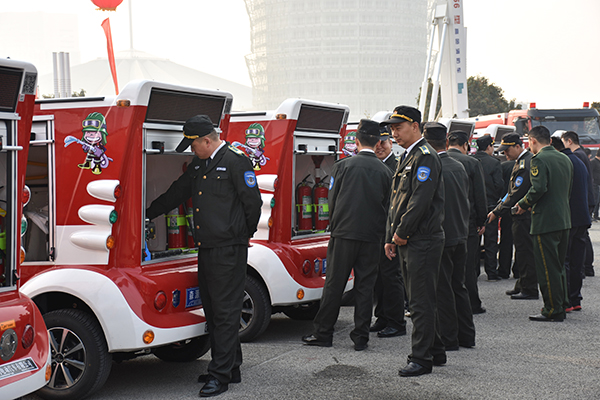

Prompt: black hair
[562,130,580,145]
[551,136,565,151]
[426,138,446,152]
[528,126,551,145]
[356,130,380,148]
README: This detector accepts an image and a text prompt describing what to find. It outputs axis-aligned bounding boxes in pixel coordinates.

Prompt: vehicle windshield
[531,116,600,145]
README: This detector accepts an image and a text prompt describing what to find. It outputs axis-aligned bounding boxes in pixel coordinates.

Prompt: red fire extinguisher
[296,174,313,232]
[185,198,197,249]
[313,176,329,232]
[166,204,188,250]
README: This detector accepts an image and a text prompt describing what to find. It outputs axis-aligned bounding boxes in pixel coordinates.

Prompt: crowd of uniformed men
[149,107,597,396]
[302,105,596,378]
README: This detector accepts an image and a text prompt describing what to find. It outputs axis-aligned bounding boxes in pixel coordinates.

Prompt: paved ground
[26,224,600,399]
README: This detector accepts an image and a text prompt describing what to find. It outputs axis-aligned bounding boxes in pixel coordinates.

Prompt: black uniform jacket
[473,150,504,208]
[492,150,532,219]
[439,152,469,247]
[386,138,444,243]
[447,148,487,231]
[562,149,591,228]
[383,152,398,172]
[329,150,392,243]
[146,142,262,248]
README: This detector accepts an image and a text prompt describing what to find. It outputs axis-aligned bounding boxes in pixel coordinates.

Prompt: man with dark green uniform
[447,132,487,314]
[473,134,504,281]
[302,119,392,351]
[515,126,572,322]
[146,115,262,397]
[488,133,538,300]
[370,127,406,338]
[382,106,445,377]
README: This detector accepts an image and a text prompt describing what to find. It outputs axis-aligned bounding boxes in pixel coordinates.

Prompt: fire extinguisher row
[296,174,330,233]
[166,198,197,251]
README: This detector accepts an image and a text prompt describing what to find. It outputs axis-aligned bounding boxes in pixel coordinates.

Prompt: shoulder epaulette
[419,145,430,155]
[228,144,246,156]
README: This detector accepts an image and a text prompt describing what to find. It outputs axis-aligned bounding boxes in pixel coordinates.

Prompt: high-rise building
[244,0,428,120]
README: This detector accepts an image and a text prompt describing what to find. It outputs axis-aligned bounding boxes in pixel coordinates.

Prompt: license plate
[322,258,327,274]
[0,357,38,380]
[185,287,202,308]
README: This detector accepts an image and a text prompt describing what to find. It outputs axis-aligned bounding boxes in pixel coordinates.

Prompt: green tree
[42,89,86,99]
[467,75,521,117]
[591,102,600,113]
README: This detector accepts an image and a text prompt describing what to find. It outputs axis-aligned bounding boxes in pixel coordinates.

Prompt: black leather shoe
[472,306,486,314]
[505,289,520,295]
[198,369,241,384]
[354,342,368,351]
[377,327,407,338]
[302,334,332,347]
[511,293,539,300]
[529,313,564,322]
[199,376,228,397]
[369,320,387,332]
[399,362,432,377]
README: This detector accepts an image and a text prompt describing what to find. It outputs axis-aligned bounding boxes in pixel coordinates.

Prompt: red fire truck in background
[227,99,353,342]
[0,58,51,400]
[20,80,234,399]
[469,103,600,149]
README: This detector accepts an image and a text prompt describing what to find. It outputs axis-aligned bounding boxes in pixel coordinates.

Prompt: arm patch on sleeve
[416,166,431,182]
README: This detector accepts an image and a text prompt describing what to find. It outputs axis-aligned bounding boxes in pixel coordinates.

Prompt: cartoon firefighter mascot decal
[232,123,269,170]
[342,131,358,157]
[64,112,113,175]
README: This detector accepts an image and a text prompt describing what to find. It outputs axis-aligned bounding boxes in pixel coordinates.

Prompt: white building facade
[244,0,429,120]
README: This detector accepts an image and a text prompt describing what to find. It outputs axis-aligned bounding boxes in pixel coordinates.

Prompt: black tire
[283,301,320,320]
[37,309,112,400]
[152,336,211,362]
[239,275,271,342]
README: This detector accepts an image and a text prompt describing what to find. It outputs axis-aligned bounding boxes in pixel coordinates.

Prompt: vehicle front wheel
[239,275,271,342]
[37,309,112,400]
[152,336,211,362]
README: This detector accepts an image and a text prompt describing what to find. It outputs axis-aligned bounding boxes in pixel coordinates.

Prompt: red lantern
[91,0,124,11]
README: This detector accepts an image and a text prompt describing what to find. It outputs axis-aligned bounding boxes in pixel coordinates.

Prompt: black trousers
[464,233,483,310]
[437,242,476,348]
[398,236,445,369]
[512,215,538,296]
[373,243,406,330]
[566,225,587,307]
[498,214,515,278]
[313,237,379,346]
[483,213,500,279]
[584,229,595,276]
[197,245,247,384]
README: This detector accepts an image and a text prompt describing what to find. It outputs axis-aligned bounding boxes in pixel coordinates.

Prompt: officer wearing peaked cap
[303,119,392,351]
[382,106,446,377]
[489,133,538,300]
[146,114,262,397]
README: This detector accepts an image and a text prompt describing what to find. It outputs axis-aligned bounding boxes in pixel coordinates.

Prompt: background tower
[244,0,428,120]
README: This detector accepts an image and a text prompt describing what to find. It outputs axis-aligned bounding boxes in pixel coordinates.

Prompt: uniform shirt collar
[403,138,421,158]
[209,140,226,160]
[518,149,528,160]
[382,151,394,162]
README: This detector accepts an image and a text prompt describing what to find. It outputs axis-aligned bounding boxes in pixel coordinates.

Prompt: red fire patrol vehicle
[20,80,234,399]
[469,103,600,149]
[0,58,51,400]
[227,99,353,342]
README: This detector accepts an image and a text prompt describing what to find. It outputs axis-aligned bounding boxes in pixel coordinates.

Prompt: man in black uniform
[382,106,445,377]
[423,122,476,351]
[473,134,504,281]
[146,115,262,397]
[498,159,517,279]
[370,127,406,338]
[488,133,538,300]
[302,119,392,351]
[447,131,487,314]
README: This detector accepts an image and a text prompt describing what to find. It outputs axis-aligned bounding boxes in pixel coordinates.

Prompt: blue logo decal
[172,289,180,308]
[329,176,334,190]
[244,171,257,187]
[515,176,523,187]
[416,166,431,182]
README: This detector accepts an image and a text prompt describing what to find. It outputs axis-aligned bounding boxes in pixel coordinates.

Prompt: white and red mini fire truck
[20,80,235,399]
[228,99,353,341]
[0,58,51,400]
